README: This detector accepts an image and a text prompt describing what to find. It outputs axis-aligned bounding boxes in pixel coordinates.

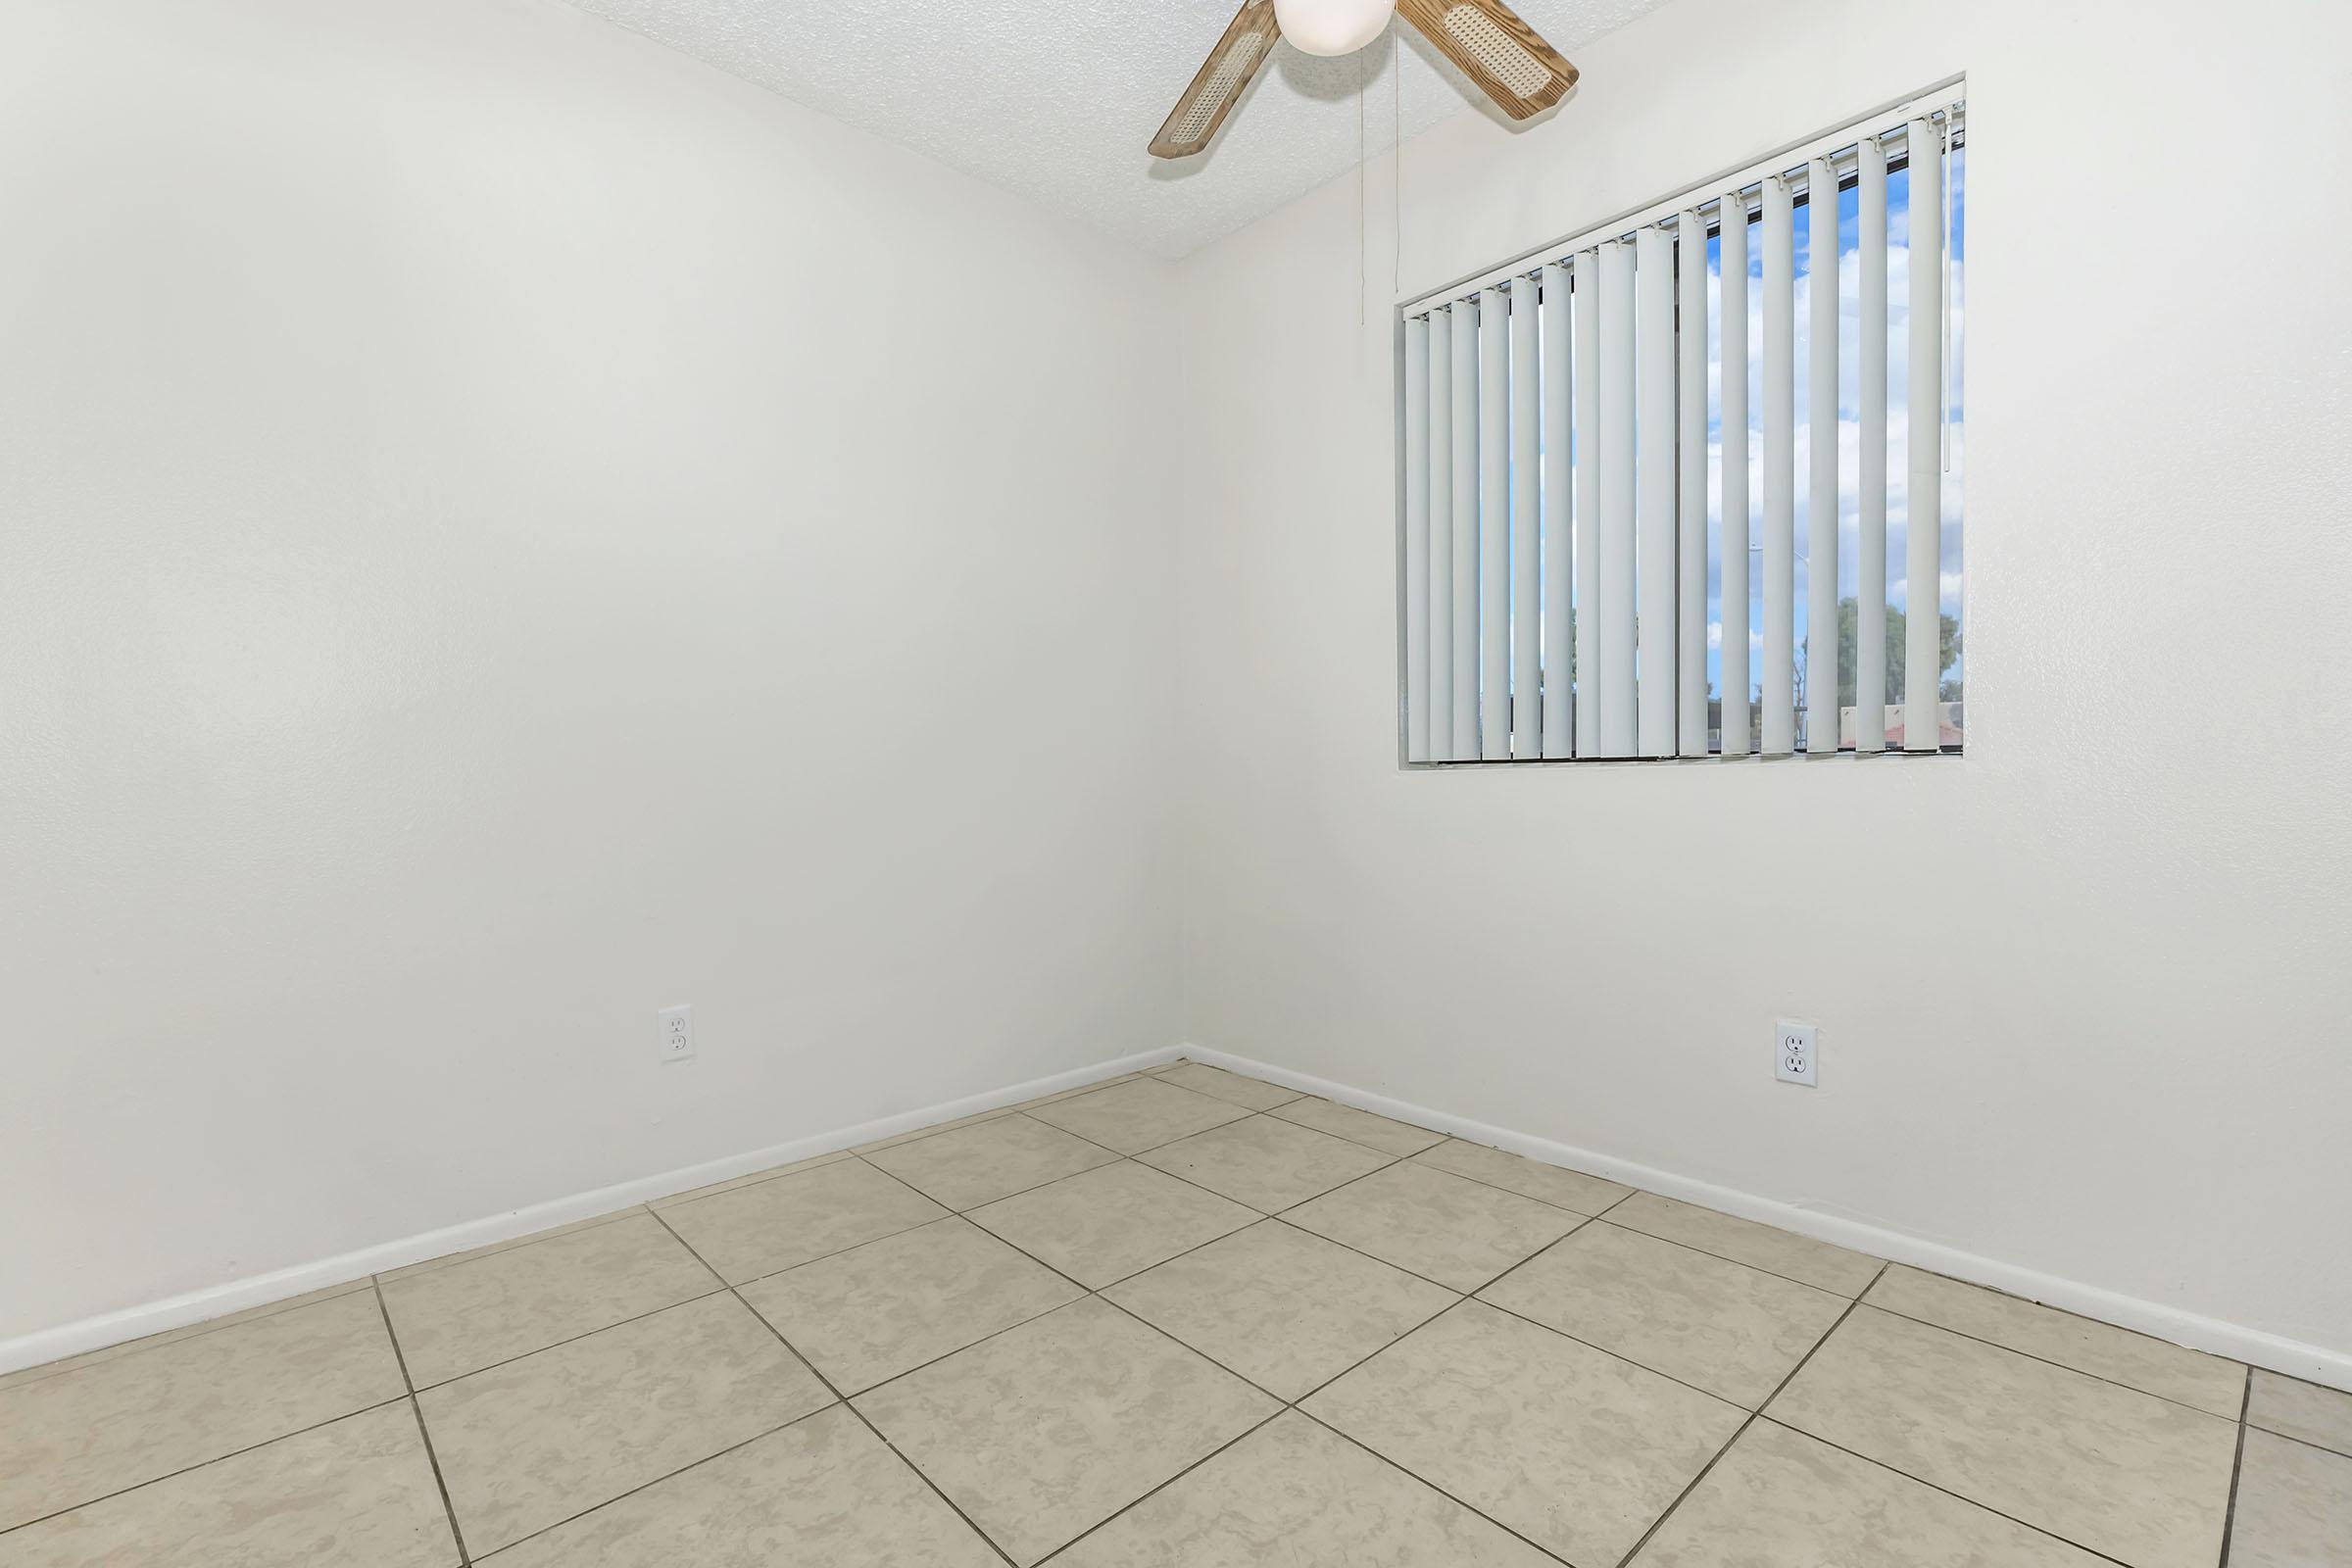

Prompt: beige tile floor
[2,1056,2346,1567]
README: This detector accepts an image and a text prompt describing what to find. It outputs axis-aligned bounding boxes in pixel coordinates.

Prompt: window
[1397,89,1965,763]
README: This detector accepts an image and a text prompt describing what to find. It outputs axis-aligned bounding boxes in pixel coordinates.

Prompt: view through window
[1396,93,1965,763]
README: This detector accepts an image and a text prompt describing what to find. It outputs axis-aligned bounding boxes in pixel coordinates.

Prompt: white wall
[1172,0,2352,1370]
[7,0,2346,1381]
[0,0,1180,1342]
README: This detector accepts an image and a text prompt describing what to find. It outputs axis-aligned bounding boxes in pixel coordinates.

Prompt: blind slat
[1450,298,1479,759]
[1540,262,1573,757]
[1720,187,1751,757]
[1906,118,1944,752]
[1676,211,1709,757]
[1856,138,1889,754]
[1403,315,1431,761]
[1636,226,1678,758]
[1805,156,1840,755]
[1597,239,1638,758]
[1510,279,1541,759]
[1761,174,1797,757]
[1572,251,1602,758]
[1479,287,1510,759]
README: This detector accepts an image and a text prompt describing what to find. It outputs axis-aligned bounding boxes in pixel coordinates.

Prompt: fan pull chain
[1392,28,1401,293]
[1357,47,1367,327]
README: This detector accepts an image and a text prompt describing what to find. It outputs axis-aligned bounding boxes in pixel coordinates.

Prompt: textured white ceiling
[561,0,1672,257]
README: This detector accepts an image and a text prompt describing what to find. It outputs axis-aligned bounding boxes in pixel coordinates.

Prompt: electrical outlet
[1775,1020,1817,1086]
[659,1004,694,1063]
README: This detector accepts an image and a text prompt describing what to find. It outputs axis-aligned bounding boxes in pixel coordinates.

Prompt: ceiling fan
[1150,0,1578,160]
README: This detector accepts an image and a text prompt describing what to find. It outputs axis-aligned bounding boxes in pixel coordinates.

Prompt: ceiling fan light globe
[1272,0,1394,56]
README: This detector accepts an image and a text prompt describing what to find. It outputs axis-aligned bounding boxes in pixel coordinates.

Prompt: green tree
[1836,597,1962,709]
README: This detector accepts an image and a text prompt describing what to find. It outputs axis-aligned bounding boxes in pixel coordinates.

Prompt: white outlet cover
[659,1004,694,1063]
[1776,1020,1817,1086]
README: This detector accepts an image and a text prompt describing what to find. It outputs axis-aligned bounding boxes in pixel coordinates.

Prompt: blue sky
[1691,144,1967,706]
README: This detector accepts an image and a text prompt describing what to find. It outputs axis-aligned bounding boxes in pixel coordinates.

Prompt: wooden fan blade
[1150,0,1282,159]
[1396,0,1577,121]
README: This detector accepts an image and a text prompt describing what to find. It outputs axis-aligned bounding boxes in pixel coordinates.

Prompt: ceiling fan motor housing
[1273,0,1396,57]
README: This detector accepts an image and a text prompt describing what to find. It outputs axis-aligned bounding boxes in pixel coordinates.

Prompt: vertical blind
[1398,93,1963,764]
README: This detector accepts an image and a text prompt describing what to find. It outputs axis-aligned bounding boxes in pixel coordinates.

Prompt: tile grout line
[726,1210,975,1294]
[16,1067,2278,1568]
[1587,1206,1887,1298]
[1020,1090,1268,1161]
[640,1203,1022,1568]
[816,1129,1538,1564]
[1469,1295,1765,1412]
[923,1151,1601,1568]
[1456,1210,1603,1301]
[394,1211,856,1562]
[379,1204,650,1287]
[2240,1420,2352,1463]
[841,1061,1191,1162]
[1470,1193,2247,1422]
[849,1064,1180,1161]
[21,1067,2243,1391]
[1284,1200,1830,1422]
[1109,1138,1417,1238]
[371,1192,1026,1403]
[3,1077,1367,1400]
[348,1066,1178,1308]
[1748,1414,2143,1568]
[0,1393,416,1541]
[860,1096,1463,1293]
[362,1087,1666,1417]
[1467,1215,2243,1421]
[858,1141,1120,1215]
[1607,1262,1891,1568]
[466,1405,840,1561]
[1260,1096,1450,1152]
[860,1102,1298,1223]
[1025,1405,1296,1566]
[776,1087,1570,1290]
[1407,1150,1641,1217]
[852,1069,1193,1167]
[646,1159,849,1217]
[1892,1255,2247,1362]
[1288,1409,1581,1566]
[892,1115,1491,1304]
[847,1152,1211,1304]
[0,1280,381,1394]
[370,1276,473,1565]
[1267,1184,1571,1299]
[798,1222,1107,1406]
[396,1282,736,1396]
[0,1108,1668,1408]
[2217,1363,2253,1568]
[1851,1297,2248,1422]
[715,1202,961,1291]
[832,1292,1088,1400]
[405,1194,1920,1568]
[24,1068,2263,1565]
[1280,1291,1466,1409]
[1292,1134,1635,1225]
[535,1111,2283,1567]
[1028,1259,1527,1562]
[849,1110,1025,1159]
[1320,1199,1838,1412]
[1726,1265,2155,1568]
[878,1074,1434,1210]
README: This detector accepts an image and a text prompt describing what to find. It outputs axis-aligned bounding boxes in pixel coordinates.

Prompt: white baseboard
[0,1046,1181,1378]
[1180,1044,2352,1395]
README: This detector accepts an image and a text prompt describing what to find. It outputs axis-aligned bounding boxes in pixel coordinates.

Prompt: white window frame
[1394,79,1967,768]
